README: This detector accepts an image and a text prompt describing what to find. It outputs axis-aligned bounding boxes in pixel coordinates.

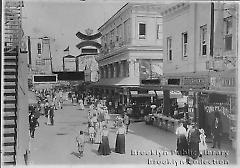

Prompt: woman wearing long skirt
[115,123,126,154]
[79,99,85,110]
[98,125,111,156]
[95,122,102,144]
[187,123,200,159]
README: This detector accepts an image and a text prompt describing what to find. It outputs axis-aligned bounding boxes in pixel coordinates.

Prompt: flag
[64,46,69,52]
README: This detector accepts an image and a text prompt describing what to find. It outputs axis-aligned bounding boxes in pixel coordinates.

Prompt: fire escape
[3,1,24,165]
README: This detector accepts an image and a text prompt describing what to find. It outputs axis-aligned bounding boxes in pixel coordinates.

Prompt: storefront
[162,74,209,121]
[202,69,237,148]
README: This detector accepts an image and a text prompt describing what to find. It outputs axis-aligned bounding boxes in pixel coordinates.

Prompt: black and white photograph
[1,0,239,167]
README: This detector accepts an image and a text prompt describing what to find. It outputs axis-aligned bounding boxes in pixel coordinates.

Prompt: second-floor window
[105,66,108,78]
[167,37,172,61]
[182,32,188,58]
[139,23,146,39]
[37,43,42,55]
[157,24,162,40]
[200,25,207,56]
[224,16,232,51]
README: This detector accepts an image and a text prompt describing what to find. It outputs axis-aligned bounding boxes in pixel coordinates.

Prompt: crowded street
[28,96,236,165]
[2,0,238,167]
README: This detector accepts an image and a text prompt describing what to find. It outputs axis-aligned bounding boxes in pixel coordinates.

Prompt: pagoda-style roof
[76,41,102,49]
[76,31,102,40]
[63,55,76,58]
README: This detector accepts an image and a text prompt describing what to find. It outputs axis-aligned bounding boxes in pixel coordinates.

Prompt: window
[100,67,104,79]
[224,16,232,51]
[118,24,123,43]
[116,62,120,77]
[123,19,131,43]
[157,24,162,39]
[105,65,108,78]
[110,64,114,78]
[116,25,120,42]
[139,23,146,39]
[37,43,42,55]
[106,33,110,46]
[182,32,188,58]
[36,59,45,65]
[122,60,129,77]
[200,25,207,56]
[124,20,128,42]
[111,29,114,41]
[167,37,172,61]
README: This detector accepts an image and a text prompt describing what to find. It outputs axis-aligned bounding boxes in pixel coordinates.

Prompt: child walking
[88,124,95,144]
[199,128,208,157]
[76,131,85,158]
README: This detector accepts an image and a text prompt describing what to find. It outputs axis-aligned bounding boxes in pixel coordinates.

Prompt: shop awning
[156,91,163,98]
[130,90,155,97]
[170,91,182,99]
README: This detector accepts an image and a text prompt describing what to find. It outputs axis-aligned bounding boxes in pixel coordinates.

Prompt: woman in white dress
[95,122,102,144]
[47,108,51,125]
[199,128,207,157]
[79,99,85,110]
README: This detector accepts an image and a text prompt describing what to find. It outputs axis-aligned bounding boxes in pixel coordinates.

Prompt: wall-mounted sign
[130,91,138,95]
[204,103,232,119]
[182,77,208,86]
[222,77,235,87]
[168,78,181,85]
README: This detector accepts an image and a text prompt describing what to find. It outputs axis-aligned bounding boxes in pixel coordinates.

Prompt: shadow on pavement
[71,152,81,159]
[128,122,177,151]
[56,133,68,136]
[91,149,99,155]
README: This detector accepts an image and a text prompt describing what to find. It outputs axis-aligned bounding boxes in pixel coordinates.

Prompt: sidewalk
[29,102,237,165]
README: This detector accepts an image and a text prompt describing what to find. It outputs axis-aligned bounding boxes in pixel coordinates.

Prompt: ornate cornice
[161,3,190,18]
[132,3,163,15]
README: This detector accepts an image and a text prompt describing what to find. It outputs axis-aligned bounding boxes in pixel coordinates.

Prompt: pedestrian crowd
[175,111,222,163]
[75,97,131,158]
[29,88,68,138]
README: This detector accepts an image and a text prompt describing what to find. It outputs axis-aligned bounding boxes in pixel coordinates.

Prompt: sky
[22,0,191,71]
[22,0,126,70]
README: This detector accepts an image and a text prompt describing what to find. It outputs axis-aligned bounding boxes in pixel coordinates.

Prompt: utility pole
[210,1,214,57]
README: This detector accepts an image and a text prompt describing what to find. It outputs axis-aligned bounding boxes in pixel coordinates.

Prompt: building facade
[76,48,99,82]
[161,2,238,147]
[63,55,76,72]
[28,36,54,75]
[95,3,164,105]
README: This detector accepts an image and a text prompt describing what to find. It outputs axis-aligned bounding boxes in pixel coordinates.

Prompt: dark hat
[191,122,197,126]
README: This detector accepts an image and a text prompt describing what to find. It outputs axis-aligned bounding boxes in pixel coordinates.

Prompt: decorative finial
[85,28,93,36]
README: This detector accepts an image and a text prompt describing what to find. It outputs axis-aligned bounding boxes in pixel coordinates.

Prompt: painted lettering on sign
[222,77,235,87]
[183,77,208,86]
[210,77,235,88]
[204,104,232,119]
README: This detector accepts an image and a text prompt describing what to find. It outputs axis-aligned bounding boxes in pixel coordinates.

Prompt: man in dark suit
[212,111,222,148]
[187,122,200,159]
[49,105,54,125]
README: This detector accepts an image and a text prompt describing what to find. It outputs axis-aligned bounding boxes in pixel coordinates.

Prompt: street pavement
[29,101,237,166]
